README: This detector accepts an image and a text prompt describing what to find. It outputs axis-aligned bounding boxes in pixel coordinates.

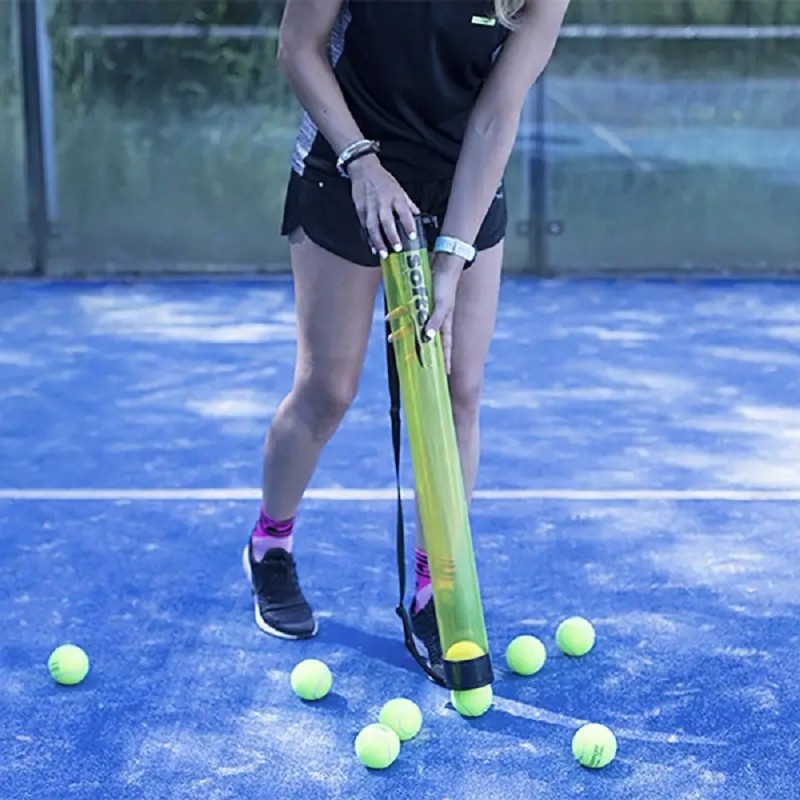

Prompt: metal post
[37,0,58,224]
[530,75,548,276]
[17,0,56,274]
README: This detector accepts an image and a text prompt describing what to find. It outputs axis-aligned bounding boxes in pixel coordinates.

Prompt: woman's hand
[423,253,465,373]
[348,155,420,258]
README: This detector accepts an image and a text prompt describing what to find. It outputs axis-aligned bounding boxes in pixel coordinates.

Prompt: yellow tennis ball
[379,698,423,741]
[506,635,547,676]
[451,685,492,718]
[354,723,401,769]
[556,617,596,657]
[290,658,332,701]
[47,645,90,686]
[445,640,484,661]
[572,723,617,769]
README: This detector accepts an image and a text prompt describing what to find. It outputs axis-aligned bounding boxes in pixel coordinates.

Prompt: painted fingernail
[409,231,417,240]
[380,249,389,259]
[393,243,402,252]
[370,247,377,255]
[424,330,435,341]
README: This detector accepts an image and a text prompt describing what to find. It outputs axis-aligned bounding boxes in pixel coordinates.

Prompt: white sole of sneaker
[241,546,319,640]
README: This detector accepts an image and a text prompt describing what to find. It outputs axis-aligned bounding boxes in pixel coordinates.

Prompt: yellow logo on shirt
[471,15,497,26]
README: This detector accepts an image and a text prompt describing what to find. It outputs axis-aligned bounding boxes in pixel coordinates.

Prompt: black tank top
[292,1,510,182]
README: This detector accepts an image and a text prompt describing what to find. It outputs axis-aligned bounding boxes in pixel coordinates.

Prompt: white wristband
[433,235,477,263]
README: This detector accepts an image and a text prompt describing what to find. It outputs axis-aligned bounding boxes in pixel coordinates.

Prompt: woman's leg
[447,239,504,500]
[414,240,504,551]
[262,229,381,519]
[246,228,381,639]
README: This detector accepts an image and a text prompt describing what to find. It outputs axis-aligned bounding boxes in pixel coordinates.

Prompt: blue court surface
[2,277,800,800]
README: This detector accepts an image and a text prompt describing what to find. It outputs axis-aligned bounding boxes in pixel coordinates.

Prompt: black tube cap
[444,653,494,691]
[398,214,437,253]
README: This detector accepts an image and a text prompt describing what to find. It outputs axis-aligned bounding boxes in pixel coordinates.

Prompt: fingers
[363,206,389,260]
[424,267,459,339]
[380,191,423,251]
[391,296,450,369]
[423,307,452,371]
[441,319,453,374]
[352,169,420,257]
[379,205,404,254]
[395,195,419,240]
[424,306,446,337]
[364,201,411,258]
[424,256,461,368]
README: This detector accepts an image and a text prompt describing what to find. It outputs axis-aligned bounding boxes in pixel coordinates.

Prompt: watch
[433,236,477,264]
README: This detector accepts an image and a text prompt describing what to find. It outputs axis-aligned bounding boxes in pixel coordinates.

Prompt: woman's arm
[278,1,368,158]
[438,0,571,247]
[278,1,417,251]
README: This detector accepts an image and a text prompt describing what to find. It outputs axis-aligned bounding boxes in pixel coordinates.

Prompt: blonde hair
[494,0,526,29]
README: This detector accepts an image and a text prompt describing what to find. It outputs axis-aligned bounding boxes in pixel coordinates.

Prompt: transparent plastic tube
[381,217,493,690]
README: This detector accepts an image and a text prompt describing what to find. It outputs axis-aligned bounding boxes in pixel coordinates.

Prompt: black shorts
[281,167,507,268]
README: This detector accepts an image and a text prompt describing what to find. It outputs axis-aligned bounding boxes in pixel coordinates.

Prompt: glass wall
[7,0,800,275]
[540,35,800,274]
[503,89,541,273]
[0,1,29,273]
[48,0,298,273]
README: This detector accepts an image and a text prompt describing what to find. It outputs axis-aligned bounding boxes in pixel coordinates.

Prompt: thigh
[448,240,504,394]
[290,228,382,390]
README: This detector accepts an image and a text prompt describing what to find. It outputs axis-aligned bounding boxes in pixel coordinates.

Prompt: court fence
[3,3,800,277]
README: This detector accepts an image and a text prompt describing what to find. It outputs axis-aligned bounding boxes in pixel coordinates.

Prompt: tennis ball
[354,723,401,769]
[572,723,617,769]
[506,635,547,676]
[556,617,596,657]
[47,644,90,686]
[290,658,332,701]
[445,640,484,661]
[451,685,493,718]
[379,698,423,741]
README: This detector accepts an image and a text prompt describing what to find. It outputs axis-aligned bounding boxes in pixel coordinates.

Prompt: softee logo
[405,251,430,366]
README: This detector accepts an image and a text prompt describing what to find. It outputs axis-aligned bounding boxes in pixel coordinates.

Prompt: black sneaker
[410,599,445,682]
[242,544,318,639]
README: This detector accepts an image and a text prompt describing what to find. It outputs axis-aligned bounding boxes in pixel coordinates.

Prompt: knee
[292,374,359,441]
[449,373,483,431]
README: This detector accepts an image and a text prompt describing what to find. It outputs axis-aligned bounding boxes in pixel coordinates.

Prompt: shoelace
[262,555,303,602]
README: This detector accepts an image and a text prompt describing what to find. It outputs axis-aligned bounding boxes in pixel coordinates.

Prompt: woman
[243,0,570,675]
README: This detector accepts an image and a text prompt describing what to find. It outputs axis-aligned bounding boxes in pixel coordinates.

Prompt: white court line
[546,86,655,173]
[0,488,799,502]
[492,696,727,747]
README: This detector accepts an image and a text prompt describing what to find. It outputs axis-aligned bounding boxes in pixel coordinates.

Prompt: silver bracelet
[336,139,380,178]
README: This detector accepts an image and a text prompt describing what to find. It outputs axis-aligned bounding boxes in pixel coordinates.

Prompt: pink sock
[414,548,433,613]
[251,506,295,561]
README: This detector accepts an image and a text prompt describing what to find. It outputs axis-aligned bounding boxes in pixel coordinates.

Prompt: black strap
[384,295,446,687]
